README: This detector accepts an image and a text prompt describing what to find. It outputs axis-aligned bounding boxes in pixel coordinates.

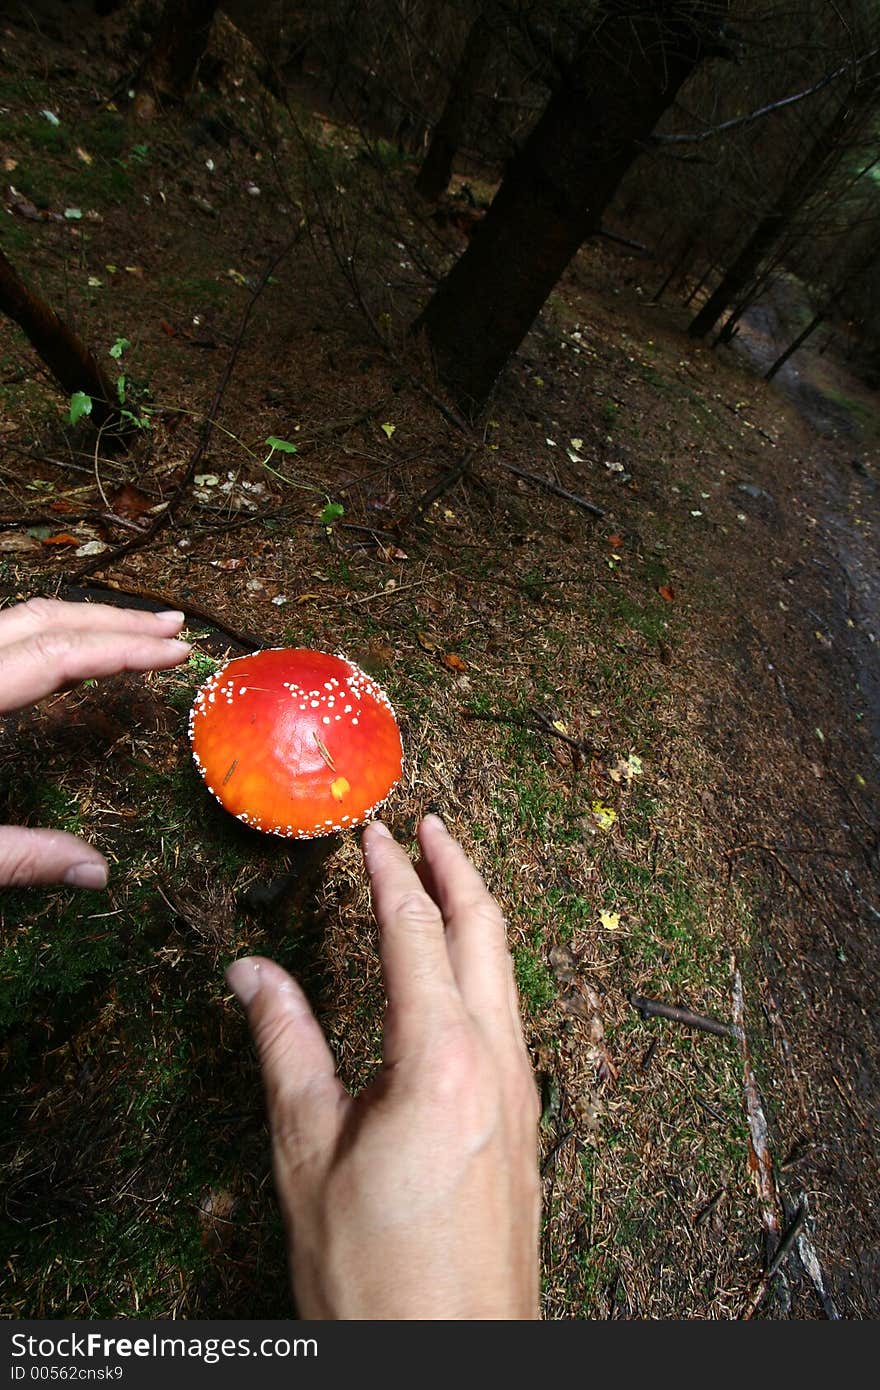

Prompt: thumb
[226,957,347,1160]
[0,825,108,889]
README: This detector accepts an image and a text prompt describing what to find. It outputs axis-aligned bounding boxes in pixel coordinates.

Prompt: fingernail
[421,812,447,833]
[155,610,186,624]
[226,957,262,1007]
[367,821,392,838]
[64,862,108,890]
[165,639,192,655]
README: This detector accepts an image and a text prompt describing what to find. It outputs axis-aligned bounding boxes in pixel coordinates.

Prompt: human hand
[0,596,190,889]
[226,813,541,1320]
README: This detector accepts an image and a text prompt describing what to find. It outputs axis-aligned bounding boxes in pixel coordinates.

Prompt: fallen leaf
[378,544,408,562]
[76,146,92,165]
[417,632,439,652]
[42,532,80,547]
[657,584,675,602]
[74,540,107,557]
[380,422,396,440]
[160,319,176,337]
[591,800,617,830]
[124,265,144,278]
[110,483,152,520]
[570,437,584,451]
[608,533,623,548]
[209,557,246,571]
[442,652,468,672]
[49,498,75,513]
[2,156,17,172]
[610,752,644,783]
[599,910,621,931]
[551,718,568,735]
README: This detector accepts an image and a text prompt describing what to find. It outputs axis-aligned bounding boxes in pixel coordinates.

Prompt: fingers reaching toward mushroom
[226,815,541,1320]
[0,597,190,714]
[0,597,191,889]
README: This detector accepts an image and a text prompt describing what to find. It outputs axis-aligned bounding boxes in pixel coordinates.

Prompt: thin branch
[407,446,480,525]
[462,706,593,756]
[629,993,742,1041]
[742,1202,807,1319]
[492,459,605,519]
[653,46,880,146]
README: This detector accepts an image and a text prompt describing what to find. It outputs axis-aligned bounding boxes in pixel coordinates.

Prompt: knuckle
[250,1007,297,1068]
[424,1025,486,1104]
[393,890,444,934]
[0,831,42,886]
[18,596,60,627]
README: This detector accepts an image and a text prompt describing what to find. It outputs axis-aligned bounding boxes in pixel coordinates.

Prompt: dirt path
[717,288,880,1316]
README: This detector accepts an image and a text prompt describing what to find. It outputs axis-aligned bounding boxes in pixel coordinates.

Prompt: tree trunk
[413,2,730,413]
[765,311,825,380]
[416,11,494,202]
[652,237,696,303]
[689,70,879,340]
[133,0,220,120]
[0,247,117,426]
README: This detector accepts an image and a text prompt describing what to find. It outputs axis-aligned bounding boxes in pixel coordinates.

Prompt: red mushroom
[188,648,403,838]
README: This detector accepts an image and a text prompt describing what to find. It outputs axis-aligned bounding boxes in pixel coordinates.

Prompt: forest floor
[0,1,878,1320]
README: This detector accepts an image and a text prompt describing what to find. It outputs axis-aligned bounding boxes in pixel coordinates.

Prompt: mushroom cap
[189,647,403,838]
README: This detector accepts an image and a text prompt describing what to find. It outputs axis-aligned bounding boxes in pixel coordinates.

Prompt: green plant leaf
[68,391,93,426]
[320,502,345,525]
[116,374,126,404]
[109,337,130,360]
[265,436,297,454]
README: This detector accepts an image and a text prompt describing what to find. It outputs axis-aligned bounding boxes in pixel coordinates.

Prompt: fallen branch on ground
[629,993,742,1040]
[463,706,594,757]
[492,460,606,518]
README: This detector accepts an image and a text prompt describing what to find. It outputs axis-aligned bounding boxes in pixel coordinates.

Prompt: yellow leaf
[381,422,396,439]
[591,800,617,830]
[599,911,621,931]
[552,719,568,735]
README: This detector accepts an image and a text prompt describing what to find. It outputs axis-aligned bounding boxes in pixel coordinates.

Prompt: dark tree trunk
[133,0,220,119]
[416,11,494,201]
[765,312,825,380]
[689,71,879,340]
[413,2,730,413]
[652,237,696,303]
[0,248,117,426]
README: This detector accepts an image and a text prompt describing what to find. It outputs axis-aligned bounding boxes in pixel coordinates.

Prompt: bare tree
[688,50,880,339]
[413,1,732,412]
[133,0,221,120]
[0,247,117,427]
[416,8,495,200]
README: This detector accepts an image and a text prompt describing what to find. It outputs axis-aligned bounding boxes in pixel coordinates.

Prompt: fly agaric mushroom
[188,648,403,838]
